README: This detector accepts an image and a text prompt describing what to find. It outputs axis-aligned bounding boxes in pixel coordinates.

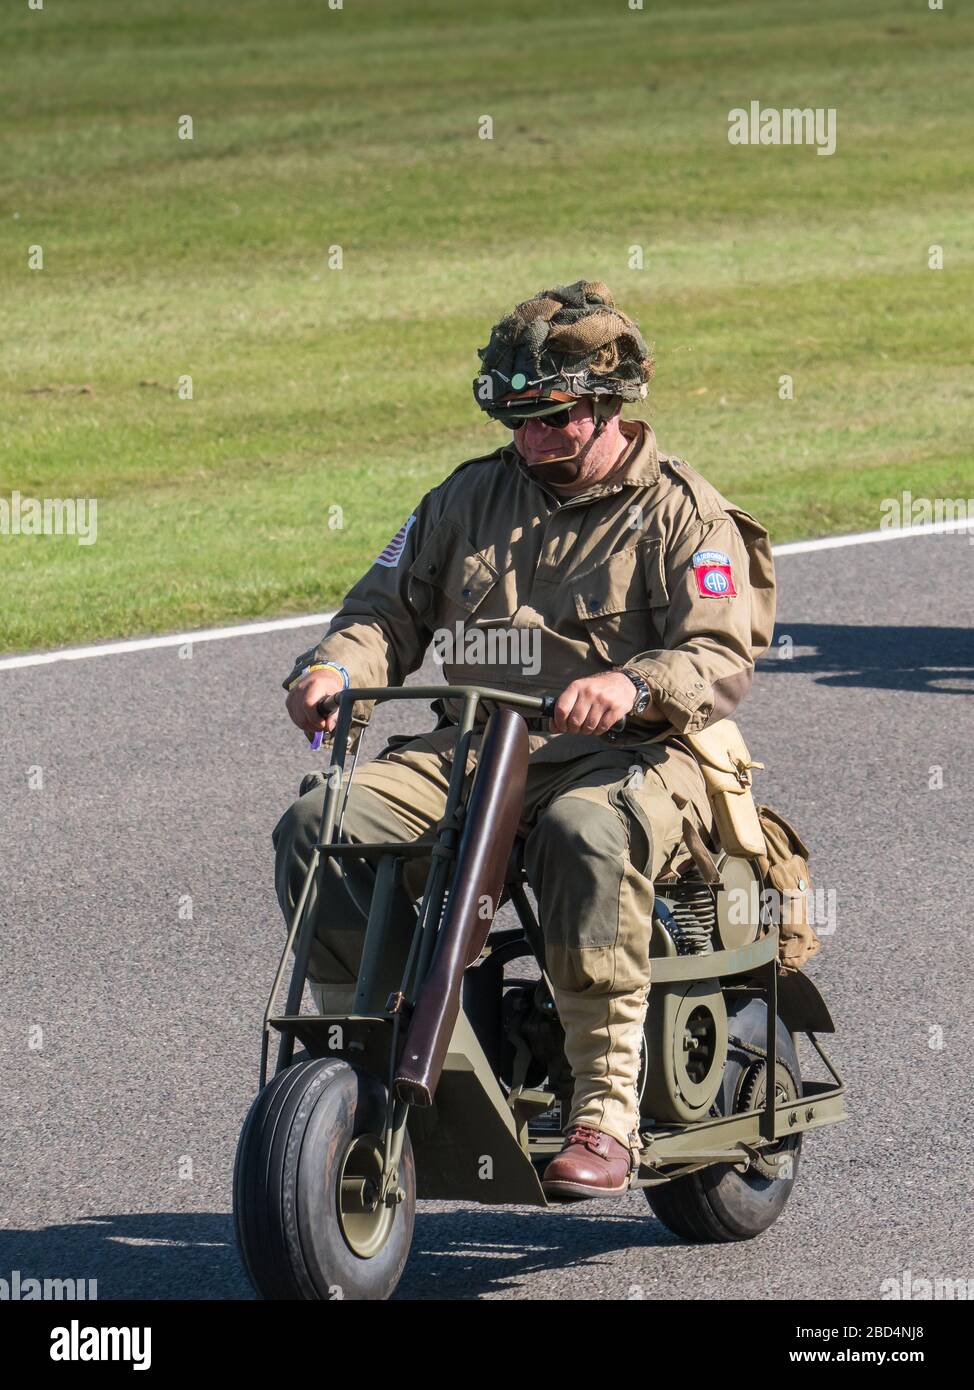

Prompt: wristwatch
[617,667,652,716]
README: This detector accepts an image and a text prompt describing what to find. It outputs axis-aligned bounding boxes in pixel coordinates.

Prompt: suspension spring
[665,884,716,955]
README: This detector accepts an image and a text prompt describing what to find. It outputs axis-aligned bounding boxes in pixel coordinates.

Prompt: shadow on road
[0,1213,250,1301]
[759,624,974,694]
[399,1206,678,1299]
[0,1205,676,1301]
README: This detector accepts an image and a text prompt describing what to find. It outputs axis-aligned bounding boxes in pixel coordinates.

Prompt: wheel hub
[736,1060,800,1179]
[336,1135,397,1258]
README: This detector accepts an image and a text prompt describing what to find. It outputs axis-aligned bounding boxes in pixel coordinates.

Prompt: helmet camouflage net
[473,279,654,423]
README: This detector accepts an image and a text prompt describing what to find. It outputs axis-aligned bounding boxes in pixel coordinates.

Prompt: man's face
[514,398,595,468]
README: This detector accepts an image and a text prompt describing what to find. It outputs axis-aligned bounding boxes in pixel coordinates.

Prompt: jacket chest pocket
[572,539,669,664]
[408,518,500,628]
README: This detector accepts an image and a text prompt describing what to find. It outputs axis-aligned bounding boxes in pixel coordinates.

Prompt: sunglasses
[501,405,576,431]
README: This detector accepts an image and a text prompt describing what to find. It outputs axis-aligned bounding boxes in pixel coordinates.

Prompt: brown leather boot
[542,1125,634,1200]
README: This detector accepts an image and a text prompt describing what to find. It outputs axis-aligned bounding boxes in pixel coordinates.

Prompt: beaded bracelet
[287,661,350,692]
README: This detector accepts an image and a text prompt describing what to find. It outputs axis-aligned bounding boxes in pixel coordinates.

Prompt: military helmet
[473,280,653,428]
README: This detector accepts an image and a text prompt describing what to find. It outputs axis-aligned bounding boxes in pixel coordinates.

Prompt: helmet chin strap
[525,416,607,468]
[524,399,616,481]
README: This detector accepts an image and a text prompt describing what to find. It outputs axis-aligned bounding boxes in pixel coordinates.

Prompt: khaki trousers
[273,729,709,1150]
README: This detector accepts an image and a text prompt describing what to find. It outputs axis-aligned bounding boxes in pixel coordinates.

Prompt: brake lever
[308,694,340,751]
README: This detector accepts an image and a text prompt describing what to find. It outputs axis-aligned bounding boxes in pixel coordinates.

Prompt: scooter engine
[501,980,573,1100]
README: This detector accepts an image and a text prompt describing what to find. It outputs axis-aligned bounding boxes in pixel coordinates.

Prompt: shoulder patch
[693,548,732,567]
[374,514,416,568]
[692,549,736,598]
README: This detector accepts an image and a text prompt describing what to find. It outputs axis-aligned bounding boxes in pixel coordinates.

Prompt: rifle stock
[394,706,529,1106]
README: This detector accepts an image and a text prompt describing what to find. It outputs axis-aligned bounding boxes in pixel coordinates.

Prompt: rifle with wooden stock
[394,705,529,1106]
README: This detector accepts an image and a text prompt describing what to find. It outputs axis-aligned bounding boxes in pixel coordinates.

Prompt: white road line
[773,517,971,555]
[0,614,335,671]
[1,519,968,672]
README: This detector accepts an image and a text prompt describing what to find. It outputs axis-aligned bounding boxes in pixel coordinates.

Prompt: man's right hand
[285,666,346,738]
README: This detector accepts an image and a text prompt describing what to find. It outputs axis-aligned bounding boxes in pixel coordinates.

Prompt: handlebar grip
[538,693,625,735]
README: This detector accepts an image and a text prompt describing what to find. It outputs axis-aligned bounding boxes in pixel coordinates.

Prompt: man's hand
[551,671,640,735]
[285,666,346,738]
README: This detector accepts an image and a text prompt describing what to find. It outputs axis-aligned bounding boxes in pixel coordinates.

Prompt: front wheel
[234,1056,415,1300]
[644,994,802,1242]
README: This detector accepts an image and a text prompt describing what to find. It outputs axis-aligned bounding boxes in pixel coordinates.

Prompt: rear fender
[776,969,836,1035]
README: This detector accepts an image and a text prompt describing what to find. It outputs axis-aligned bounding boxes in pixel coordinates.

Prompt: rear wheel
[234,1056,415,1300]
[644,995,802,1242]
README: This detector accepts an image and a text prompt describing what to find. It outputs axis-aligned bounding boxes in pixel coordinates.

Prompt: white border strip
[1,519,969,672]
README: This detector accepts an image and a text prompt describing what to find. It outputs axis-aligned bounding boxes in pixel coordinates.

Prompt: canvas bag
[755,804,821,973]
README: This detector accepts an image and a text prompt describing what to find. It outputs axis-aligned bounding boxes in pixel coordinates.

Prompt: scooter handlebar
[315,690,627,734]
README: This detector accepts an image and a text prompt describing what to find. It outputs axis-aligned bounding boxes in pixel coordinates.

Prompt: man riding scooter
[273,280,776,1200]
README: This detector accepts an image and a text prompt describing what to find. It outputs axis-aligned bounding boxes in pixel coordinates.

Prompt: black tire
[645,995,802,1243]
[234,1056,415,1300]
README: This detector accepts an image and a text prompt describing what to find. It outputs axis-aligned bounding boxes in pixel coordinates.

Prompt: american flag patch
[375,514,416,568]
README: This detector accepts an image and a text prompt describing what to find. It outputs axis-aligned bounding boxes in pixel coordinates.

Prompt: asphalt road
[2,530,972,1301]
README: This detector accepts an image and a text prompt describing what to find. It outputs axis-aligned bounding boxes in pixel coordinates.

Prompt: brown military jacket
[285,421,775,750]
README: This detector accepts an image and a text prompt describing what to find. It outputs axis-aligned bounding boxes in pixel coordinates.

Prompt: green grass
[1,0,971,651]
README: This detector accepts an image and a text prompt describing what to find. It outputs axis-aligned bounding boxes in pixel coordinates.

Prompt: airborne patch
[375,514,416,568]
[692,548,736,598]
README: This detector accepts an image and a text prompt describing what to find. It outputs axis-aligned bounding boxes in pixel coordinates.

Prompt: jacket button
[462,588,471,598]
[427,564,437,575]
[589,598,599,610]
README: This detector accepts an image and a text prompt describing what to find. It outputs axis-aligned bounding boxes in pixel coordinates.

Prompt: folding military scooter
[233,685,846,1300]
